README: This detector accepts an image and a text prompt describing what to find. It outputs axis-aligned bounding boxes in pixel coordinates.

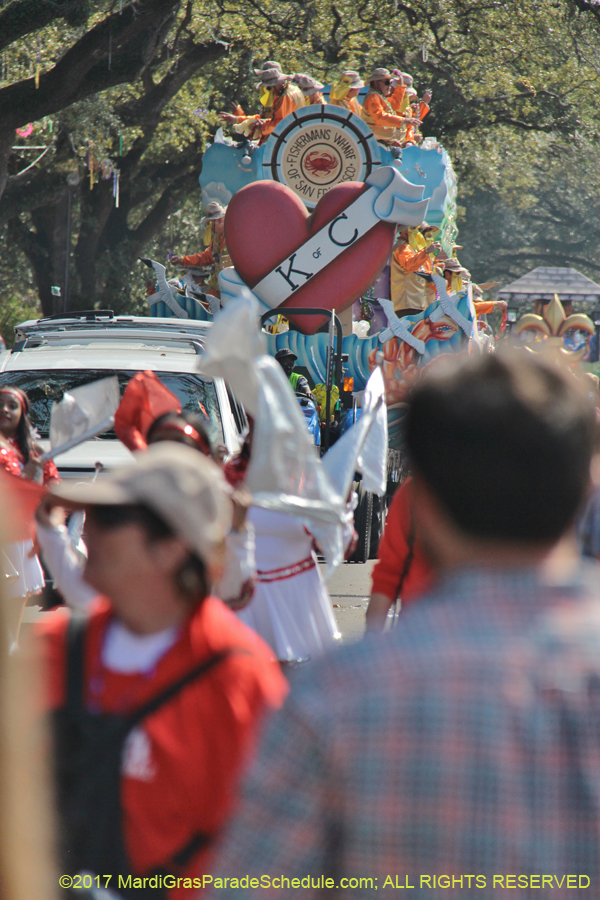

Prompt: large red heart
[225,180,396,334]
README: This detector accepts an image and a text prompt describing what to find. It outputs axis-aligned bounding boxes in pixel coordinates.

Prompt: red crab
[303,150,338,177]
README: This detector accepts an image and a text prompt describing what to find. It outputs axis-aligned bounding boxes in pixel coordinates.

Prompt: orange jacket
[404,101,430,144]
[40,597,287,899]
[180,234,228,270]
[361,83,407,141]
[259,90,297,141]
[371,477,432,605]
[474,300,496,316]
[393,243,434,274]
[329,96,362,116]
[181,247,214,268]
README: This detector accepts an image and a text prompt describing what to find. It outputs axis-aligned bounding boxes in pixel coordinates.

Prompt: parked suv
[0,311,247,478]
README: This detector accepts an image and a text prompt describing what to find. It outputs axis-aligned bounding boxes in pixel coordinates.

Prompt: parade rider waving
[219,67,303,145]
[361,67,415,147]
[171,202,230,297]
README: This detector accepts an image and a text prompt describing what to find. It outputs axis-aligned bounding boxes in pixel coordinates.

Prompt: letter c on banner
[328,213,359,247]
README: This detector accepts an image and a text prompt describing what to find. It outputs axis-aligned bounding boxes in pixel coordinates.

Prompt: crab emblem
[303,150,339,178]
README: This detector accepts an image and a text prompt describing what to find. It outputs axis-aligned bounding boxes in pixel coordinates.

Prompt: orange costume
[473,300,496,316]
[233,85,302,145]
[329,96,362,116]
[361,82,407,143]
[402,99,430,144]
[258,87,299,142]
[390,242,436,312]
[179,232,231,296]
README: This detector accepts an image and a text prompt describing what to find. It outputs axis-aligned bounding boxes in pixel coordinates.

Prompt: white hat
[292,73,325,96]
[254,67,290,87]
[203,200,227,220]
[49,443,232,569]
[200,201,227,232]
[254,60,282,75]
[364,67,392,84]
[340,70,363,89]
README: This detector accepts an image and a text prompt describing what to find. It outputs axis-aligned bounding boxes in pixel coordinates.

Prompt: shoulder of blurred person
[206,558,600,886]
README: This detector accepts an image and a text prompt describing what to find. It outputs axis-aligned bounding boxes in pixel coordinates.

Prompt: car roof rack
[11,329,206,356]
[36,310,115,321]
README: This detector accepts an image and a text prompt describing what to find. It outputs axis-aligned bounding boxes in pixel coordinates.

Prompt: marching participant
[361,67,416,147]
[328,70,364,115]
[221,423,344,666]
[366,475,432,631]
[238,506,343,666]
[0,386,59,649]
[40,444,287,897]
[36,373,256,613]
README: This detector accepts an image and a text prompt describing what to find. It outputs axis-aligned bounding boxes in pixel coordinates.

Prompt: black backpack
[54,615,229,899]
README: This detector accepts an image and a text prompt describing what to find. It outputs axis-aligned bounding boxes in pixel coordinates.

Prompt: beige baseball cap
[49,443,232,568]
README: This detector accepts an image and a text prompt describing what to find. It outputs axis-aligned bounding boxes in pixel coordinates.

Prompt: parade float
[145,100,483,558]
[148,102,464,439]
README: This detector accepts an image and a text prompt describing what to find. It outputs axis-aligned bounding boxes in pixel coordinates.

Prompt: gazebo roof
[498,267,600,303]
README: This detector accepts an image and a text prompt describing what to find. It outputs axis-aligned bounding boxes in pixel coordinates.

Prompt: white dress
[238,507,341,663]
[3,539,45,600]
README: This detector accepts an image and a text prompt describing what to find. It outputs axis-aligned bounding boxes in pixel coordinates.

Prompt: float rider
[442,257,471,296]
[361,67,419,150]
[329,71,364,116]
[291,74,326,105]
[171,201,230,298]
[219,67,303,145]
[391,224,442,317]
[399,74,432,145]
[274,349,315,402]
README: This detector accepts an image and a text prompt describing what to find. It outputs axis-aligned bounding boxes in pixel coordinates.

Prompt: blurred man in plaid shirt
[206,352,600,899]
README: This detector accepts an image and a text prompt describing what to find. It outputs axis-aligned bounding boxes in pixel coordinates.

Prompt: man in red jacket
[39,443,286,898]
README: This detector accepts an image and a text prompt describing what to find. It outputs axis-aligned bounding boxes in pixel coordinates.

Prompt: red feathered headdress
[114,371,181,452]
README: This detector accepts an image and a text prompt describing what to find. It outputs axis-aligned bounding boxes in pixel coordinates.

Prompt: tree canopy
[1,0,600,339]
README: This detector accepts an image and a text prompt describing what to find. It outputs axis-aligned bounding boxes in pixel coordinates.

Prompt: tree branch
[0,0,180,133]
[0,0,104,53]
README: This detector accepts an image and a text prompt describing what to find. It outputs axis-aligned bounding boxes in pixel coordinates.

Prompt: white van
[0,312,247,478]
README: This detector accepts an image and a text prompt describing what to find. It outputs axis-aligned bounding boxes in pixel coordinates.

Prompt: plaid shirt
[206,566,600,899]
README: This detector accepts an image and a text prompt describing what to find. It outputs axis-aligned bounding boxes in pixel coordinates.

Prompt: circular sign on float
[261,104,382,208]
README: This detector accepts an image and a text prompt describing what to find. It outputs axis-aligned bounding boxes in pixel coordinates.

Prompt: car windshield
[0,370,223,444]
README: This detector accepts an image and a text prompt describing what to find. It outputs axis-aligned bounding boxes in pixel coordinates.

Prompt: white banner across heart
[219,166,430,311]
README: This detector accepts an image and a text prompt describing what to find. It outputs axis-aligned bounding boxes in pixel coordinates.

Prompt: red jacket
[371,477,432,606]
[39,597,287,898]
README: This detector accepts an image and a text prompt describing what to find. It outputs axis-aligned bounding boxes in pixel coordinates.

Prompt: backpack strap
[125,649,233,730]
[64,613,89,715]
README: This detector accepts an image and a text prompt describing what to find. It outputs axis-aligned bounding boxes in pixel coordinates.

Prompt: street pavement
[321,559,375,644]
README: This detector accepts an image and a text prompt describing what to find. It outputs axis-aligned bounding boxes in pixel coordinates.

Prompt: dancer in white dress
[238,507,341,664]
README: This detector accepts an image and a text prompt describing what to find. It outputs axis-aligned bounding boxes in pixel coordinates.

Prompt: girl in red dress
[0,386,59,648]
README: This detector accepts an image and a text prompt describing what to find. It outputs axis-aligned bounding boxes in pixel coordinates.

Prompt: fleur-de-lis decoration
[513,294,595,364]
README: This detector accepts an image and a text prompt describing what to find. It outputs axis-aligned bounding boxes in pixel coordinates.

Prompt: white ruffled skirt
[2,540,45,601]
[239,562,341,663]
